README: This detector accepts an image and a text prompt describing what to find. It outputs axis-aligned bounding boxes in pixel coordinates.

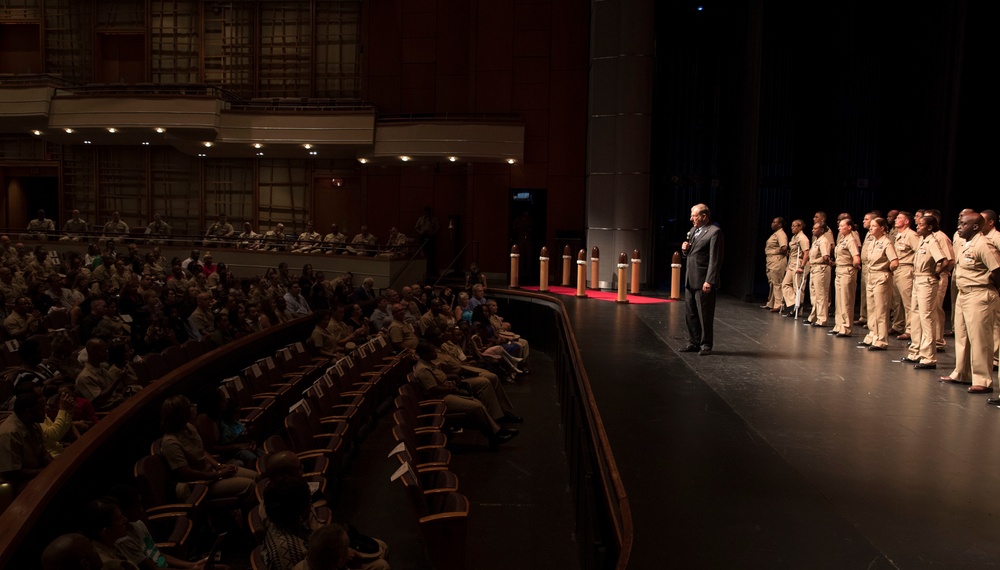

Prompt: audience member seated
[159,395,259,504]
[284,283,311,317]
[144,214,172,245]
[195,388,262,468]
[376,227,407,258]
[103,211,130,245]
[22,209,56,241]
[4,295,42,340]
[427,328,522,424]
[42,390,78,458]
[465,263,488,294]
[292,222,322,253]
[237,222,262,250]
[204,214,235,247]
[369,296,392,333]
[468,284,487,311]
[0,389,53,492]
[485,299,530,359]
[346,226,376,256]
[60,210,90,242]
[386,304,418,352]
[263,224,289,252]
[76,339,129,411]
[412,341,517,448]
[40,533,108,570]
[107,484,207,570]
[188,292,215,340]
[321,224,346,254]
[81,496,141,569]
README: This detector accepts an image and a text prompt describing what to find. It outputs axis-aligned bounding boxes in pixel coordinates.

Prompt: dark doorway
[4,176,60,231]
[509,188,547,284]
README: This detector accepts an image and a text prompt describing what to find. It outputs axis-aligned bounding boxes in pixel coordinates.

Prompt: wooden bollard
[616,253,629,303]
[539,246,550,292]
[509,245,520,288]
[561,245,572,286]
[576,249,588,297]
[630,249,641,294]
[590,246,600,290]
[670,251,682,299]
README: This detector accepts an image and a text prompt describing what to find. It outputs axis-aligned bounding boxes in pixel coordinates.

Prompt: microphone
[685,228,693,241]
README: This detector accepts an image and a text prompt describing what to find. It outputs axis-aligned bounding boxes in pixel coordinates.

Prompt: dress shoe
[939,376,961,384]
[936,347,945,353]
[759,304,770,309]
[499,412,524,424]
[680,345,700,352]
[489,428,520,449]
[854,318,866,325]
[699,347,712,356]
[968,386,994,394]
[857,341,871,347]
[803,321,814,326]
[914,363,937,370]
[836,333,851,338]
[867,345,886,351]
[986,397,1000,406]
[890,329,904,336]
[900,356,917,363]
[812,322,828,328]
[827,329,838,335]
[896,333,911,341]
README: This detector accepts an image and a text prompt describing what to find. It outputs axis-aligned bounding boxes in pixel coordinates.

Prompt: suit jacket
[684,224,724,289]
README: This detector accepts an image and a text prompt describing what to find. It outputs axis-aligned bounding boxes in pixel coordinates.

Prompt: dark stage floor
[567,293,1000,569]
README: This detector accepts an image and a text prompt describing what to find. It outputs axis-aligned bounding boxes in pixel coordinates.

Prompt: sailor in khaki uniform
[857,212,875,325]
[806,223,832,327]
[763,217,789,312]
[780,219,810,316]
[861,217,898,350]
[941,212,1000,393]
[831,218,861,337]
[891,212,920,339]
[926,209,954,351]
[980,210,1000,369]
[901,215,947,368]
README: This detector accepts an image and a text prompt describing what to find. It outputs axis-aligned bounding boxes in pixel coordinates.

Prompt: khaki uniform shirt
[0,413,49,474]
[76,362,113,402]
[27,218,55,233]
[206,222,234,238]
[788,232,810,270]
[765,229,788,270]
[323,232,346,245]
[387,319,418,350]
[104,220,130,235]
[933,230,955,269]
[895,227,920,265]
[954,233,1000,290]
[809,234,832,267]
[865,235,898,272]
[63,218,89,235]
[914,235,946,276]
[835,233,860,266]
[860,232,874,265]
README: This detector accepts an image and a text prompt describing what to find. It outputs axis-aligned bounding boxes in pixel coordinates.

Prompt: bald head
[41,533,102,570]
[958,211,985,241]
[264,450,303,480]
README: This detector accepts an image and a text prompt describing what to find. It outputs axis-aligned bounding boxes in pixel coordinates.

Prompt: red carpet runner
[520,285,674,304]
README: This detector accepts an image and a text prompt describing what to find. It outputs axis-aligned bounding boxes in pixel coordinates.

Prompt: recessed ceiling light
[203,142,213,147]
[198,153,206,157]
[84,140,92,144]
[31,130,42,135]
[358,158,368,164]
[308,151,318,155]
[400,156,410,162]
[253,143,262,149]
[107,128,117,133]
[141,142,150,145]
[64,128,74,134]
[155,128,165,133]
[303,144,313,149]
[448,156,457,162]
[256,152,264,156]
[507,158,516,164]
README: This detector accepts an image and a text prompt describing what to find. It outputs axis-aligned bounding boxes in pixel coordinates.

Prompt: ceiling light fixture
[198,153,206,157]
[303,144,313,149]
[253,143,262,149]
[256,152,264,156]
[358,158,368,164]
[141,142,150,145]
[107,128,117,133]
[309,151,318,155]
[31,130,42,135]
[203,142,213,147]
[448,156,457,162]
[84,140,92,144]
[64,128,74,134]
[155,128,165,133]
[400,156,410,162]
[507,158,516,164]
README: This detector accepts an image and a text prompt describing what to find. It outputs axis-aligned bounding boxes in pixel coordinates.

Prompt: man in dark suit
[681,204,724,356]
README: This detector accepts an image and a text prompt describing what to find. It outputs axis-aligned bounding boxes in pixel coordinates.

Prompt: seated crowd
[15,211,417,259]
[0,231,530,569]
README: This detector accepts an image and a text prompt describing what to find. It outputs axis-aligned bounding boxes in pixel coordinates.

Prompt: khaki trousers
[893,265,914,334]
[766,258,785,309]
[834,266,857,335]
[443,394,500,435]
[808,266,831,325]
[859,267,869,321]
[934,272,949,349]
[464,374,505,419]
[949,286,998,388]
[864,271,892,348]
[781,267,807,309]
[907,275,939,364]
